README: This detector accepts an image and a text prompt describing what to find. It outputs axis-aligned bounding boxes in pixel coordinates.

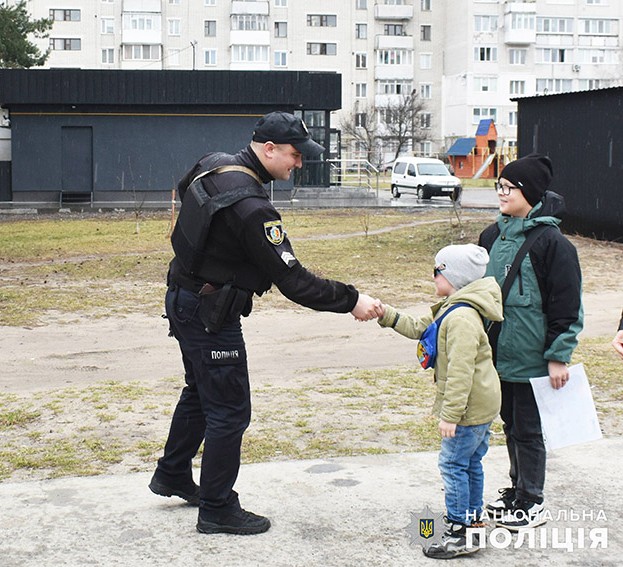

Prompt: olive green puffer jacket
[379,277,503,426]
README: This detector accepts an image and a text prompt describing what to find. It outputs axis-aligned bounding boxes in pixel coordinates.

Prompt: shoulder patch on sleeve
[264,220,285,245]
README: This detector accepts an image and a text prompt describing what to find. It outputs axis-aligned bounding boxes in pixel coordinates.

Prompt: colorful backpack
[417,303,473,369]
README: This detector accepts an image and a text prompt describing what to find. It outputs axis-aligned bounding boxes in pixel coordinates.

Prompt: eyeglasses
[495,182,519,196]
[433,265,446,278]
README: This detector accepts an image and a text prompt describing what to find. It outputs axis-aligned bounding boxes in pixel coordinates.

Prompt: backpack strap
[435,302,473,324]
[487,224,552,359]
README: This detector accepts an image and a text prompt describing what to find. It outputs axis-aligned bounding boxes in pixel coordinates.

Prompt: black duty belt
[170,272,220,295]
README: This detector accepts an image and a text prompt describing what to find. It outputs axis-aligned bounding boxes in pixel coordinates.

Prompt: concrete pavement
[1,438,619,566]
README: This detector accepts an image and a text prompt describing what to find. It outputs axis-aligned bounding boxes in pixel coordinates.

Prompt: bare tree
[378,92,428,162]
[339,102,380,163]
[340,92,429,165]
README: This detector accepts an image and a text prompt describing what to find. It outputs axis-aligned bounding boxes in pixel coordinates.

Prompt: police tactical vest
[171,153,267,278]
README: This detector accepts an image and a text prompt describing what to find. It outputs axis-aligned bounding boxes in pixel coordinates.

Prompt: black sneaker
[486,487,516,519]
[197,508,271,535]
[422,522,479,560]
[148,475,200,506]
[496,500,546,531]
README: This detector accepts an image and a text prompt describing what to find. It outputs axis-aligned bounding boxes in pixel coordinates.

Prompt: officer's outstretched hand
[351,294,383,322]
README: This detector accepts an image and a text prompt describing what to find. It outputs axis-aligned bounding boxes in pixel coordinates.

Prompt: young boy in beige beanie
[377,243,503,559]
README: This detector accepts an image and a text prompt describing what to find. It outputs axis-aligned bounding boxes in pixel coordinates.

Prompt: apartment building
[9,0,623,162]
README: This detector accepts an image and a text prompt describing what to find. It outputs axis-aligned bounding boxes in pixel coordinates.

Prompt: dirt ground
[1,290,621,396]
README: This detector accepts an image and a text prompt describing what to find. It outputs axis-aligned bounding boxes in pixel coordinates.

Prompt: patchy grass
[0,209,622,482]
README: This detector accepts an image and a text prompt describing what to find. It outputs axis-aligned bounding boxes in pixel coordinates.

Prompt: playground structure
[446,119,517,180]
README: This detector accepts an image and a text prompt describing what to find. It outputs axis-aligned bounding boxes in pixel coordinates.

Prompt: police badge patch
[264,220,285,245]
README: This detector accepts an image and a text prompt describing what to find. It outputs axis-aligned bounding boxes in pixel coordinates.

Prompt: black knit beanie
[499,153,553,206]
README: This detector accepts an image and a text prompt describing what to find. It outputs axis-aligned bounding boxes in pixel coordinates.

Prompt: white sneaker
[496,500,546,531]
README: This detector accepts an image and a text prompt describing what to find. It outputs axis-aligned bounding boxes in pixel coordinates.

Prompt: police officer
[149,111,382,535]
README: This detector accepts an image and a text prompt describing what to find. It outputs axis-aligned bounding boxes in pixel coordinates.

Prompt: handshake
[351,293,385,322]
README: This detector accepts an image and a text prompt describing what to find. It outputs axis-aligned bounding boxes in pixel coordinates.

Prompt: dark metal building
[515,87,623,242]
[0,69,341,205]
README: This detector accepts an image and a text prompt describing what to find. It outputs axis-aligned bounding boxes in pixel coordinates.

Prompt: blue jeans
[438,422,492,525]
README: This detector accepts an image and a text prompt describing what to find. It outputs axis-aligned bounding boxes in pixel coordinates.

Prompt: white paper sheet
[529,363,602,451]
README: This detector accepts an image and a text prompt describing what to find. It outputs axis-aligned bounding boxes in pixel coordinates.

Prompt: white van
[390,157,462,202]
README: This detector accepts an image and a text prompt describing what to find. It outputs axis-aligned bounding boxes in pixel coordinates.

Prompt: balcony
[376,34,413,50]
[374,3,413,21]
[231,1,269,15]
[374,65,413,81]
[229,30,270,45]
[504,2,536,45]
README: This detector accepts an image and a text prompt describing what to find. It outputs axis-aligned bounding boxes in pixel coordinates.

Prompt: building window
[419,53,432,69]
[124,15,155,31]
[474,76,497,92]
[307,15,337,27]
[169,0,180,5]
[232,45,269,63]
[377,79,412,95]
[577,48,618,64]
[123,44,160,60]
[101,18,114,34]
[537,17,573,33]
[536,78,572,94]
[168,19,181,36]
[580,19,617,35]
[474,46,497,62]
[355,83,367,97]
[274,50,287,66]
[509,111,517,126]
[204,20,216,36]
[580,78,610,90]
[356,0,367,9]
[420,83,432,98]
[204,0,216,5]
[101,48,114,64]
[50,38,81,50]
[536,48,567,63]
[510,13,534,31]
[49,9,81,21]
[307,42,337,55]
[274,22,287,37]
[356,23,367,39]
[231,15,268,31]
[377,49,412,65]
[509,80,525,95]
[355,113,366,128]
[384,24,404,36]
[509,48,527,65]
[204,48,217,65]
[419,141,432,156]
[420,113,431,129]
[474,15,498,32]
[275,0,287,6]
[472,107,497,124]
[420,25,431,41]
[355,52,367,68]
[421,0,431,10]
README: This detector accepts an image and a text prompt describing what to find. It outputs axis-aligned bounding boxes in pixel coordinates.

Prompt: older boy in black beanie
[478,153,584,530]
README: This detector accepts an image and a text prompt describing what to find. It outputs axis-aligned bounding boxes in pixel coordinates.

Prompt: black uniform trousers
[155,284,251,512]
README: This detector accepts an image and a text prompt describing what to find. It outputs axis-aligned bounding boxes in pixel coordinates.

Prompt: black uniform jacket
[169,145,359,314]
